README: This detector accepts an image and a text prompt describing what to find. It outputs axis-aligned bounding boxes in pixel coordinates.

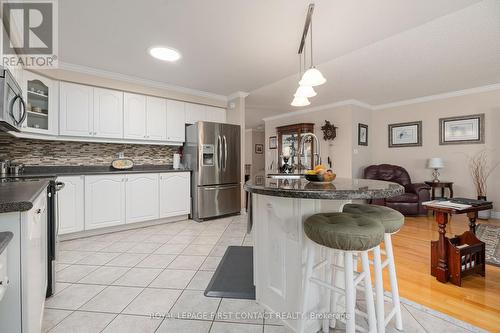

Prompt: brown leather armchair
[364,164,431,215]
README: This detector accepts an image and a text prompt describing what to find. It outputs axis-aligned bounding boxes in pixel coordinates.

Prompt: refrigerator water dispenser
[202,144,215,166]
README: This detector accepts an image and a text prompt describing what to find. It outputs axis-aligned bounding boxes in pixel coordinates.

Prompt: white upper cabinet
[59,82,94,137]
[166,100,186,142]
[125,174,159,223]
[185,103,206,124]
[123,92,147,139]
[146,96,167,141]
[206,106,226,123]
[21,71,58,135]
[93,88,124,139]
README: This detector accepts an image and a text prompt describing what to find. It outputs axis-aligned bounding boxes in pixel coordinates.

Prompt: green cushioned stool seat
[304,213,384,251]
[342,204,404,234]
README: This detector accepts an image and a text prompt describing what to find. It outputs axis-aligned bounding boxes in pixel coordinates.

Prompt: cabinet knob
[89,132,92,135]
[36,208,42,214]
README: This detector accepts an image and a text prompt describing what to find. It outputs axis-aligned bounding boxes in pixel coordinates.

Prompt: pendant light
[291,96,310,107]
[299,12,326,87]
[294,49,316,98]
[294,85,316,98]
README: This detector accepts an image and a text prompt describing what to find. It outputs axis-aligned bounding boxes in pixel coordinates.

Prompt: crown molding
[227,91,250,100]
[57,61,228,102]
[373,83,500,110]
[259,82,500,125]
[262,99,373,122]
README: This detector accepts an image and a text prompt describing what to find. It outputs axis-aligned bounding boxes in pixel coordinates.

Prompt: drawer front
[196,185,240,219]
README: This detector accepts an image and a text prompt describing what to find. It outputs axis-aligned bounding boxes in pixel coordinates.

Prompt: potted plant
[468,150,499,219]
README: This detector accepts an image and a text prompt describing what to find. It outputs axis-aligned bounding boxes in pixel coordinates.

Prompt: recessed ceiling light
[148,46,181,62]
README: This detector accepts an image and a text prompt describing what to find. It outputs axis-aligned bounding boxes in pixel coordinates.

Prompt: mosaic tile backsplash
[0,133,178,166]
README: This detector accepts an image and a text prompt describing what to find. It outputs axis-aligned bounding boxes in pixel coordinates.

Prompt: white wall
[245,129,253,166]
[251,130,265,176]
[372,89,500,211]
[264,105,370,178]
[351,105,372,178]
[263,88,500,215]
[227,95,246,211]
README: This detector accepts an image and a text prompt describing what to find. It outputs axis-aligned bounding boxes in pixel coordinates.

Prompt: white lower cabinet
[85,175,126,230]
[57,176,85,235]
[159,172,191,218]
[0,190,47,333]
[125,174,159,223]
[58,172,189,235]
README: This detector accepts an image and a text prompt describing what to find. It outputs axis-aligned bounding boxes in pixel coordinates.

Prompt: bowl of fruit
[304,165,336,183]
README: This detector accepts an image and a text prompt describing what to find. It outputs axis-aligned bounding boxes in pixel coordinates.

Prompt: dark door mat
[204,246,255,300]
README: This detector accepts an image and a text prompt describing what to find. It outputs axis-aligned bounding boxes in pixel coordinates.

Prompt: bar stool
[343,204,404,332]
[301,212,385,333]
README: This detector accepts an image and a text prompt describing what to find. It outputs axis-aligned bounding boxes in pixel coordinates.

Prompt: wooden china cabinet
[276,123,315,173]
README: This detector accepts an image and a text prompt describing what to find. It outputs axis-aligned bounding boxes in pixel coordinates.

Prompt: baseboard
[59,215,189,241]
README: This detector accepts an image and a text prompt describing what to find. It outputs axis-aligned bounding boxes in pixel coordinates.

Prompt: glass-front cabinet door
[276,123,315,173]
[22,71,58,134]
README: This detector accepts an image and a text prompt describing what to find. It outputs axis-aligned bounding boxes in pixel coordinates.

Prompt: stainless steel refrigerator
[184,122,241,221]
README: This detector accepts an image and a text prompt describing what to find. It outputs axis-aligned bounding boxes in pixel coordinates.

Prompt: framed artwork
[388,121,422,147]
[439,114,485,145]
[358,123,368,146]
[269,136,277,149]
[255,144,264,154]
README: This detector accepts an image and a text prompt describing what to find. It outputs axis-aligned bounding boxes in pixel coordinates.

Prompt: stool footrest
[353,271,367,287]
[313,259,328,271]
[333,318,370,333]
[384,306,397,326]
[309,277,345,295]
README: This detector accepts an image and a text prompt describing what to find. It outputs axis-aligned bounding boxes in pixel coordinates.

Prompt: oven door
[46,181,64,298]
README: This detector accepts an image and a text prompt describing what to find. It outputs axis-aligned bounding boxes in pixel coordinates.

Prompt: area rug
[475,224,500,267]
[204,246,255,299]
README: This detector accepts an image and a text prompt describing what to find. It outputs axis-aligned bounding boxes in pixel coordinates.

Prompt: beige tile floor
[43,215,485,333]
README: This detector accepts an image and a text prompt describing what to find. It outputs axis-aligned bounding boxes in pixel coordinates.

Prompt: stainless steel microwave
[0,68,26,132]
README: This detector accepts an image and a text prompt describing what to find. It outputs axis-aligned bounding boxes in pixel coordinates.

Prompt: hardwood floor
[389,214,500,332]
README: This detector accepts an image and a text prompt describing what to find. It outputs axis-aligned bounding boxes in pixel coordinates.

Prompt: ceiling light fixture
[291,96,311,107]
[294,85,316,98]
[148,46,181,62]
[291,3,326,107]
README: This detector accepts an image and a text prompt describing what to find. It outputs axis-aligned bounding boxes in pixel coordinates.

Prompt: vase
[477,196,492,220]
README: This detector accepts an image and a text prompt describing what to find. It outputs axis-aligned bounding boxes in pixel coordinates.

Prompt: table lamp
[427,157,444,182]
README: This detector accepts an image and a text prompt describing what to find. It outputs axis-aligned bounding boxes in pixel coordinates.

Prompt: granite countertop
[244,176,404,200]
[1,165,191,179]
[0,231,13,255]
[0,178,53,213]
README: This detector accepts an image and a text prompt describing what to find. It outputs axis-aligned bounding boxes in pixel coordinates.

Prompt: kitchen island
[244,177,404,332]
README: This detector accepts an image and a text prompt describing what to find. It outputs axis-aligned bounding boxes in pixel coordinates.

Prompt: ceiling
[58,0,500,128]
[245,0,500,127]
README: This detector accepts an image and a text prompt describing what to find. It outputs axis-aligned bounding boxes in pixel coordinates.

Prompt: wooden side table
[425,181,454,199]
[423,202,492,286]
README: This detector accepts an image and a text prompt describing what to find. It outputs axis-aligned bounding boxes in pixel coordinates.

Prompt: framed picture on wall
[358,123,368,146]
[269,136,277,149]
[388,121,422,147]
[255,144,264,154]
[439,114,485,145]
